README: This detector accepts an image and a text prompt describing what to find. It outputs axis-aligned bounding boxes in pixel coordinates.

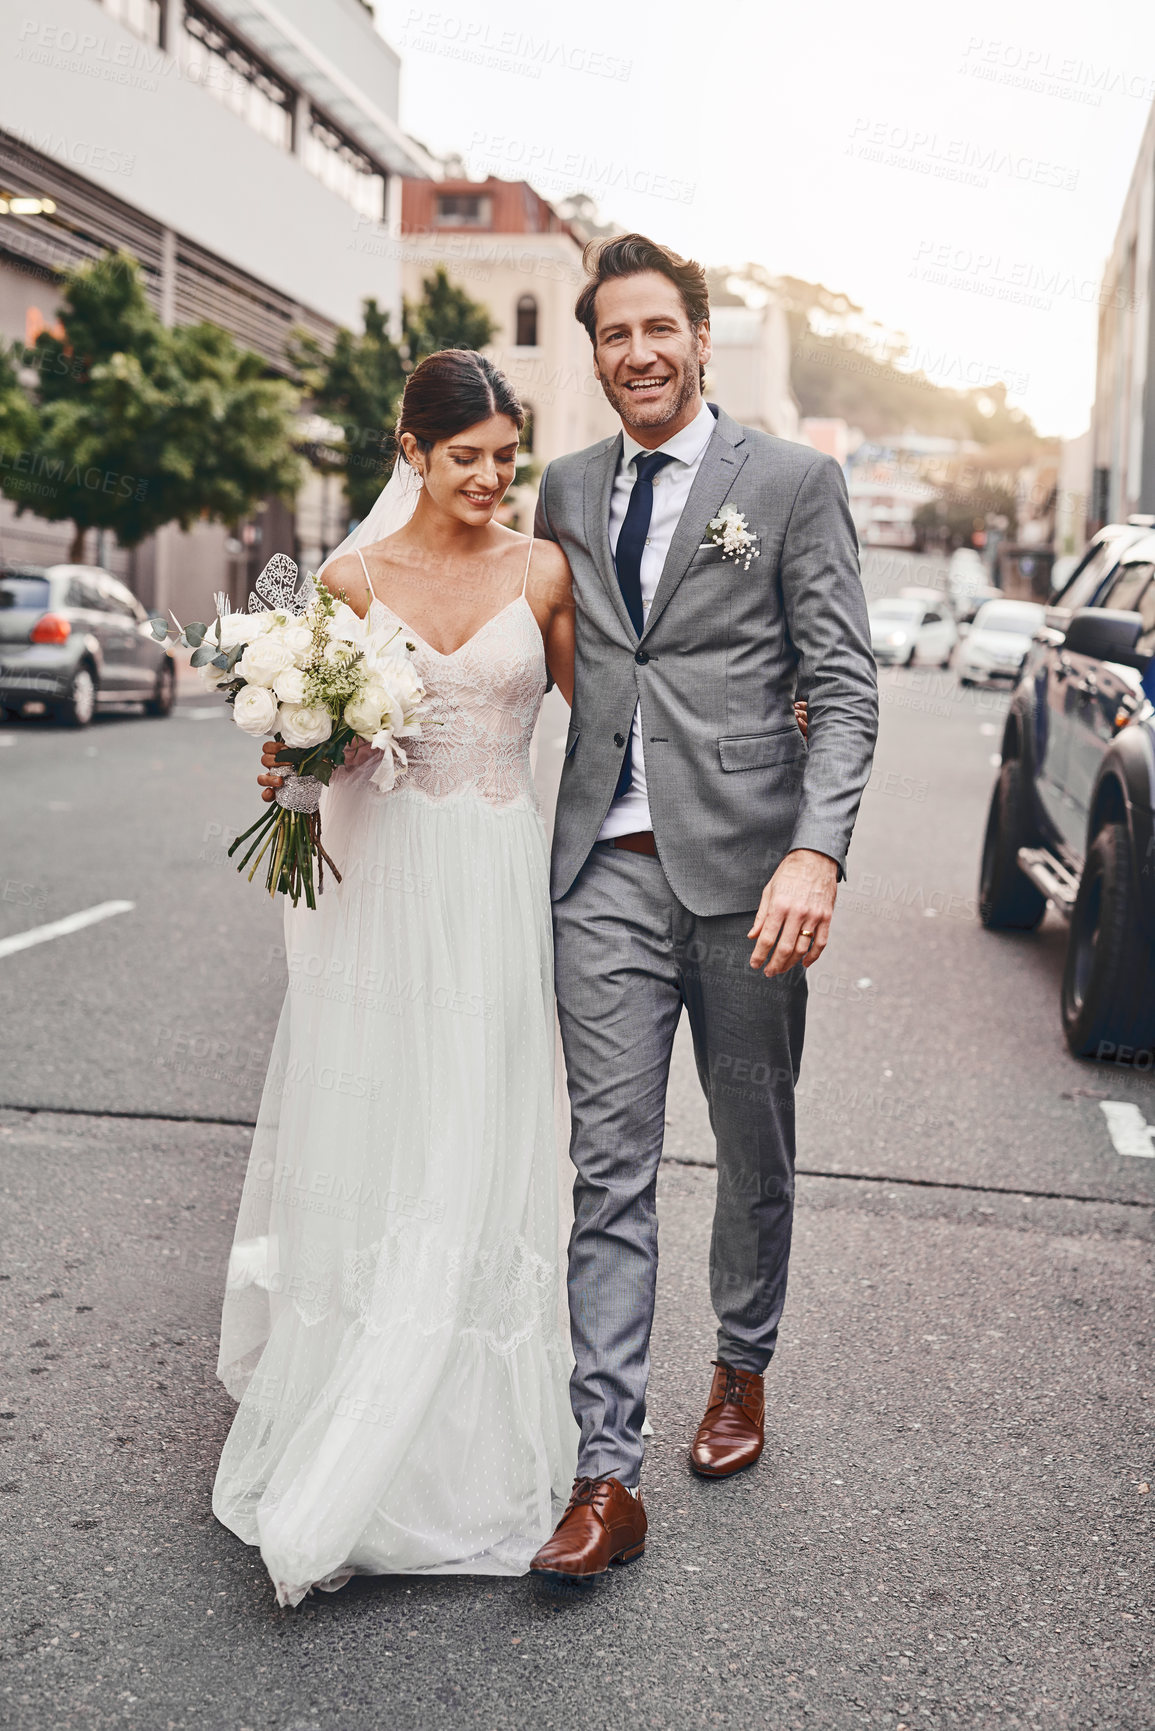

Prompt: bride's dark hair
[396,350,524,460]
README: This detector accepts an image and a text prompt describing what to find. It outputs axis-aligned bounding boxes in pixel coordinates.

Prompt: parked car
[868,595,958,667]
[953,582,1004,625]
[979,531,1155,1059]
[947,547,990,619]
[0,563,174,726]
[957,599,1045,687]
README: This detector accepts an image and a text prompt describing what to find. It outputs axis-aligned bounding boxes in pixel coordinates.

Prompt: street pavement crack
[2,1102,1151,1208]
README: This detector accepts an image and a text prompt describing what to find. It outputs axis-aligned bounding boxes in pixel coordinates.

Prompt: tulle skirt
[212,772,577,1604]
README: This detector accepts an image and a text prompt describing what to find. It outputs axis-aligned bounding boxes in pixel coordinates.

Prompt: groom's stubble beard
[596,350,702,438]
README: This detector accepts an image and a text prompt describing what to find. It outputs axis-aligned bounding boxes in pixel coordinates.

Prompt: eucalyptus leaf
[212,652,229,669]
[225,644,244,671]
[147,615,169,640]
[184,622,207,647]
[189,642,217,667]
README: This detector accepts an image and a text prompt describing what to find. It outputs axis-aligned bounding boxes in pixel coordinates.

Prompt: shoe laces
[714,1361,753,1407]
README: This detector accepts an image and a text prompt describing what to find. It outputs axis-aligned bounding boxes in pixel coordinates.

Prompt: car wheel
[904,647,916,667]
[1061,822,1155,1059]
[144,659,175,718]
[55,664,97,728]
[959,675,972,688]
[979,758,1046,930]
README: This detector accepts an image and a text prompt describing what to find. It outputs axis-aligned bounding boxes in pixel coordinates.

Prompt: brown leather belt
[610,831,658,857]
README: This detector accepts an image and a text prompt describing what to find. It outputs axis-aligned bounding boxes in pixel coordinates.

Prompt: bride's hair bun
[397,350,524,461]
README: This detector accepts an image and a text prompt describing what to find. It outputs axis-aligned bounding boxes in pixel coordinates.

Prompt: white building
[399,176,618,489]
[0,0,431,618]
[704,302,799,441]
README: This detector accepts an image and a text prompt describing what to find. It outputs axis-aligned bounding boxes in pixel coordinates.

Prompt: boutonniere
[704,505,759,570]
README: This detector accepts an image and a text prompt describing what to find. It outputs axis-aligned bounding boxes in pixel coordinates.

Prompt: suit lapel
[582,433,637,641]
[643,418,749,639]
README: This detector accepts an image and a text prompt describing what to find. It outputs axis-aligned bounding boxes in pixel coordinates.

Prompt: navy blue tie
[612,450,673,801]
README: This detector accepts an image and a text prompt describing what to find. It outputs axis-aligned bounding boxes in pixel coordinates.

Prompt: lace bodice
[369,595,545,809]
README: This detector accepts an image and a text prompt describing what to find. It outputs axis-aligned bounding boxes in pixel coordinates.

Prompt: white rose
[278,703,333,749]
[272,665,307,704]
[329,601,368,645]
[383,663,424,719]
[279,621,314,659]
[233,684,279,737]
[323,639,354,666]
[237,635,296,687]
[343,684,387,738]
[213,610,265,652]
[199,659,229,690]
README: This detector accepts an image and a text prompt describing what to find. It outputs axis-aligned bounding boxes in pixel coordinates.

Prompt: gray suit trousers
[553,842,807,1486]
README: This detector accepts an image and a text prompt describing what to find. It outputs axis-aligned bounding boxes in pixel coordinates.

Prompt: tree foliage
[292,267,498,523]
[0,251,301,560]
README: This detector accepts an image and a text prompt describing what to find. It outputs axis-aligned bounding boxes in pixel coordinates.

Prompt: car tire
[1061,822,1155,1059]
[144,659,175,718]
[959,675,972,687]
[904,647,916,667]
[979,758,1047,930]
[55,663,97,728]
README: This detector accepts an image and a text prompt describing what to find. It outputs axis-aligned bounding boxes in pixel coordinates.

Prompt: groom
[529,235,878,1583]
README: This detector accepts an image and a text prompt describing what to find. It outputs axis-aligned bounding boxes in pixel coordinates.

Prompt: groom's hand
[748,849,839,975]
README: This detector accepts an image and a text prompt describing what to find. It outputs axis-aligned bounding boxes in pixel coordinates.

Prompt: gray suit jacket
[535,405,878,915]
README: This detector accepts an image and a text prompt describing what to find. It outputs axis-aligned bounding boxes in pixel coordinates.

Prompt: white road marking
[0,734,16,747]
[180,707,224,721]
[0,900,135,960]
[1100,1101,1155,1158]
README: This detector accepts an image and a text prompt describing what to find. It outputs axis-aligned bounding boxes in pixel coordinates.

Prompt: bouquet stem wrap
[227,767,342,911]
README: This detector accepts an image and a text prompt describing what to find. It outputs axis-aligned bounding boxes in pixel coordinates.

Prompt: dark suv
[979,522,1155,1061]
[0,563,174,726]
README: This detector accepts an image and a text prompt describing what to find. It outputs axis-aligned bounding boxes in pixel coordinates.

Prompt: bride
[211,349,578,1605]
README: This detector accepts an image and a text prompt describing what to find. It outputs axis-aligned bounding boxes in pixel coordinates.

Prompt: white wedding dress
[212,551,577,1605]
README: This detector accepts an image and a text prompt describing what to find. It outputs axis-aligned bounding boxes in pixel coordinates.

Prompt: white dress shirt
[597,398,717,842]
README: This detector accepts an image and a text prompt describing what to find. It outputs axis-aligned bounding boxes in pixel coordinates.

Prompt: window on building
[303,111,386,223]
[435,195,492,229]
[101,0,161,45]
[515,295,538,348]
[181,3,294,153]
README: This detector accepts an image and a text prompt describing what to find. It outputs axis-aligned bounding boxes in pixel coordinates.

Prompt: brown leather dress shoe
[529,1476,647,1583]
[690,1360,765,1478]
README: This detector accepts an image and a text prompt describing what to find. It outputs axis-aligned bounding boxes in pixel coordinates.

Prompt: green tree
[292,268,497,523]
[1,251,301,561]
[402,265,496,368]
[290,297,406,523]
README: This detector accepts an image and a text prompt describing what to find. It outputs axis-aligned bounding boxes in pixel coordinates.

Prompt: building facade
[400,176,619,484]
[1090,99,1155,531]
[0,0,430,618]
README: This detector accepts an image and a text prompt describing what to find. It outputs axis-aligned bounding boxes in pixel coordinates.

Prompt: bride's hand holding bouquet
[151,555,427,908]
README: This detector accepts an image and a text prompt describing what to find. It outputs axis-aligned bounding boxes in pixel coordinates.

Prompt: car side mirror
[1063,607,1148,668]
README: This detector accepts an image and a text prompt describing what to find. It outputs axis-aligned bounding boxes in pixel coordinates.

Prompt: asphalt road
[1,549,1151,1731]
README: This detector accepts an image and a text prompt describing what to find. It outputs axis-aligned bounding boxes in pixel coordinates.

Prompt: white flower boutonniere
[704,504,759,570]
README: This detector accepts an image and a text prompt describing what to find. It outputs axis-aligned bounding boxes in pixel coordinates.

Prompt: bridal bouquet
[151,555,426,908]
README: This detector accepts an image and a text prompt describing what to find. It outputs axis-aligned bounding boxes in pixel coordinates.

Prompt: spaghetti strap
[520,535,534,598]
[355,546,378,603]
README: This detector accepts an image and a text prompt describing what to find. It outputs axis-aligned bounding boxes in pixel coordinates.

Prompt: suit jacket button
[614,732,625,747]
[634,650,649,664]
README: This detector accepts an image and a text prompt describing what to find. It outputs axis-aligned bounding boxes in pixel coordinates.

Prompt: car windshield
[973,604,1043,634]
[0,576,50,609]
[870,601,921,621]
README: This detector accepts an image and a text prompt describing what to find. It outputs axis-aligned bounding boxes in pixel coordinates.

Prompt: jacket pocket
[718,727,805,771]
[564,722,580,759]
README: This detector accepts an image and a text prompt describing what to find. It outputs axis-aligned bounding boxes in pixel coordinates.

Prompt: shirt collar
[621,397,716,472]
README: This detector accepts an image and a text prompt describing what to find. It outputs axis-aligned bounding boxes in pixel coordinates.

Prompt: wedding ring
[800,929,813,938]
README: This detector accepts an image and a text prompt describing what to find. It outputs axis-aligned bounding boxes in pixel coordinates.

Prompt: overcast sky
[374,0,1154,439]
